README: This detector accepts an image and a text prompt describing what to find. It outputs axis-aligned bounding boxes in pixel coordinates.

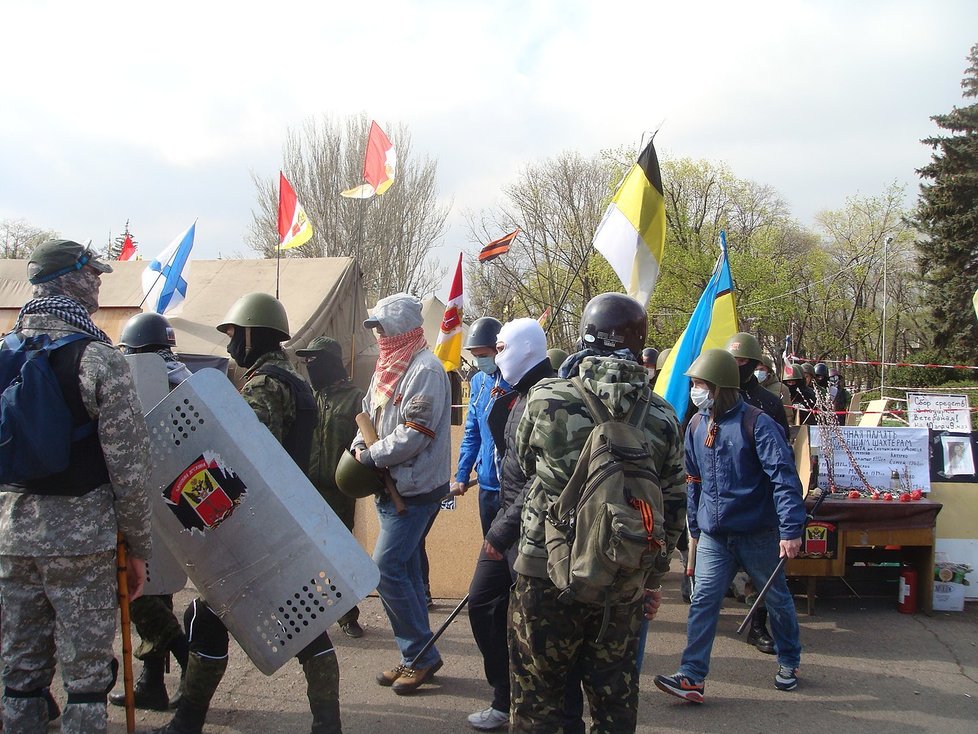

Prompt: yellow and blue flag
[654,231,739,418]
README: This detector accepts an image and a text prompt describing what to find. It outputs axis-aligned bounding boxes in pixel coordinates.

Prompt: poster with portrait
[929,431,978,483]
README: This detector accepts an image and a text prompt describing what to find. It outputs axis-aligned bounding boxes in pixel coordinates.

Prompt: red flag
[341,121,397,198]
[433,254,464,372]
[118,234,137,261]
[277,172,313,250]
[478,228,520,263]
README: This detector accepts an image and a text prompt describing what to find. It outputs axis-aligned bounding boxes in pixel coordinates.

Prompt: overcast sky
[2,0,976,295]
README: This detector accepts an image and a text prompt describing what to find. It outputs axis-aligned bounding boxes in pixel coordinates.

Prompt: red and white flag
[341,121,397,198]
[118,233,137,261]
[277,172,313,250]
[433,254,464,372]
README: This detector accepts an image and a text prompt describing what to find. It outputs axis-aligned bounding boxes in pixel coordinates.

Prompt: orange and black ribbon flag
[478,228,520,263]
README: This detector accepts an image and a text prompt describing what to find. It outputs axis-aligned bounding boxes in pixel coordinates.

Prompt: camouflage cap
[28,239,113,284]
[296,336,343,359]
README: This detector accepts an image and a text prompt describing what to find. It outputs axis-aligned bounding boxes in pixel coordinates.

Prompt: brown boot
[375,663,406,687]
[391,660,443,695]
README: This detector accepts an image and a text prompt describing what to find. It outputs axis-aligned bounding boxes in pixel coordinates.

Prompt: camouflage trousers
[509,574,643,734]
[0,550,117,734]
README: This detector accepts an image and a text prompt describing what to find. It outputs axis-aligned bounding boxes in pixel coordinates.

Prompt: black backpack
[0,332,96,485]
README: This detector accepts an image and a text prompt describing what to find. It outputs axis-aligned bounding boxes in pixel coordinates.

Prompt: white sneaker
[467,706,508,731]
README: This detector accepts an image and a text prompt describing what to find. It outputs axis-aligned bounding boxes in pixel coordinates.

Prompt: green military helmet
[724,332,764,362]
[217,292,290,342]
[28,239,113,284]
[655,347,672,371]
[685,348,740,389]
[783,363,804,382]
[547,348,568,371]
[334,450,383,499]
[119,311,177,349]
[800,362,816,376]
[761,354,776,373]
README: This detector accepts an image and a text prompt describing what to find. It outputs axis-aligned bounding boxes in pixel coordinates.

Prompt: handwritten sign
[907,393,971,433]
[812,426,931,492]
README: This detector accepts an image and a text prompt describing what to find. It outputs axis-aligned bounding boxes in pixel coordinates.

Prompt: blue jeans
[680,530,801,681]
[373,498,441,668]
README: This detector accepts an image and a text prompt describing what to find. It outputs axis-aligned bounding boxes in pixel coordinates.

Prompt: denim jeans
[373,498,441,668]
[680,530,801,681]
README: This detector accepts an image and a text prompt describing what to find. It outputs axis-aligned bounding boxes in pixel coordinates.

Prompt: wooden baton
[116,533,136,734]
[355,412,408,515]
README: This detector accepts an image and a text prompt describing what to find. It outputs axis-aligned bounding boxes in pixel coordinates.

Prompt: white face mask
[690,385,714,410]
[754,369,768,383]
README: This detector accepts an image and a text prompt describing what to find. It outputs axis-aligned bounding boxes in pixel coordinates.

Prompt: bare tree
[246,115,449,302]
[1,218,59,258]
[465,150,620,349]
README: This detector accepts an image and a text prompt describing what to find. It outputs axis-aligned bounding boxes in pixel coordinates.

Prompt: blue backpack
[0,332,95,485]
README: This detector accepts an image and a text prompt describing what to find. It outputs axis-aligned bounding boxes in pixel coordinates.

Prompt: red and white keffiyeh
[373,326,427,408]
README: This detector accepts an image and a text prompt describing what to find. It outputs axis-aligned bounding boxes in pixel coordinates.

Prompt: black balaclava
[738,359,759,386]
[228,326,283,369]
[306,350,347,391]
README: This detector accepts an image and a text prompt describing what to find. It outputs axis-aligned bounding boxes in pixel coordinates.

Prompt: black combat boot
[303,653,342,734]
[151,652,228,734]
[747,608,776,654]
[109,656,169,711]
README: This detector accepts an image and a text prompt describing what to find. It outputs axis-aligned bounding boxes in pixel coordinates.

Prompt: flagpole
[349,198,367,382]
[544,244,594,340]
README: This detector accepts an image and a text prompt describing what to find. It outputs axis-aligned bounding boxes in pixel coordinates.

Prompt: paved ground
[85,563,977,734]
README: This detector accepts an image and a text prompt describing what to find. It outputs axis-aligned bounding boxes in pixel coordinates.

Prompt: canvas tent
[0,257,377,385]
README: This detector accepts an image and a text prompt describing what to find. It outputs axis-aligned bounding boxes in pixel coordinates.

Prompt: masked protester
[297,337,367,639]
[353,293,451,695]
[655,349,805,703]
[828,368,852,420]
[154,293,341,734]
[783,364,817,425]
[452,317,509,535]
[510,294,686,733]
[723,332,790,655]
[1,240,151,733]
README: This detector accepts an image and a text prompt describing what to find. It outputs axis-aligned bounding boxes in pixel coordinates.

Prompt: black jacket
[742,375,790,435]
[484,358,554,567]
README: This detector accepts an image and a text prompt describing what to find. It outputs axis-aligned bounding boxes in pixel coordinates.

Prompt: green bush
[887,349,971,388]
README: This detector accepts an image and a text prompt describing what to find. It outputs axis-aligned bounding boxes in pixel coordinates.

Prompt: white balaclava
[495,318,547,385]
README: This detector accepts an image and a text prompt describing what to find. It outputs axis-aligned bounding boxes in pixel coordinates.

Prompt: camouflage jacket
[0,314,152,558]
[513,355,686,590]
[240,350,299,444]
[308,380,365,497]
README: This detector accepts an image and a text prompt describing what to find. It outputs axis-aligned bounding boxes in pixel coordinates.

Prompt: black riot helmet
[119,312,177,350]
[814,362,830,378]
[464,317,503,350]
[579,293,647,358]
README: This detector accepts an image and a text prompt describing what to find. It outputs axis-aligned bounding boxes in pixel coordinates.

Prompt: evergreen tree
[916,44,978,361]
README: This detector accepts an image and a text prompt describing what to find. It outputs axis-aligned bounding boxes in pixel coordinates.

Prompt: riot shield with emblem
[125,353,189,596]
[144,368,379,675]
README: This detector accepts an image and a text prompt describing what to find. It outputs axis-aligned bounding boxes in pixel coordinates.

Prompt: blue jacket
[455,369,509,492]
[685,400,805,540]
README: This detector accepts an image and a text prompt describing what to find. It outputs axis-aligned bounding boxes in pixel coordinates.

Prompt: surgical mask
[690,385,714,410]
[474,355,497,374]
[754,369,768,383]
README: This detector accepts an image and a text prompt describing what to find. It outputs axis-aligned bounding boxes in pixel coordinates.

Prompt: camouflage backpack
[544,377,666,630]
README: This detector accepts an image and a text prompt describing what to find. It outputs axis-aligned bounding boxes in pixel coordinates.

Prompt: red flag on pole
[340,121,397,198]
[278,172,313,250]
[118,234,137,261]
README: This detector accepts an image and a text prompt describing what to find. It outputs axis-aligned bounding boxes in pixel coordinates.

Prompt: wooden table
[786,497,942,614]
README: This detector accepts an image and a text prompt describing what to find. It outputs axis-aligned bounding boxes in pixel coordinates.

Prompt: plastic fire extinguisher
[898,567,918,614]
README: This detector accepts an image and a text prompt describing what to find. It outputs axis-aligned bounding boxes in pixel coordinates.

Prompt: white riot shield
[125,353,189,596]
[144,369,380,675]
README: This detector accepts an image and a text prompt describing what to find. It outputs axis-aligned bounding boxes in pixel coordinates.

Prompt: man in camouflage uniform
[297,336,366,639]
[154,293,341,734]
[108,312,192,711]
[0,239,152,734]
[510,293,686,733]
